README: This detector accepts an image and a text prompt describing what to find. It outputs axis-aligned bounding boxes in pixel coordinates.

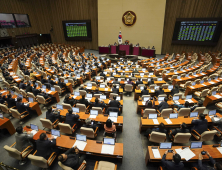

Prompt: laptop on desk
[190,112,198,118]
[209,110,216,116]
[173,96,180,104]
[190,141,202,149]
[148,114,157,119]
[51,129,60,139]
[89,109,98,118]
[159,142,172,149]
[0,113,3,119]
[169,113,178,119]
[56,104,63,110]
[72,107,79,113]
[158,97,165,102]
[103,137,115,145]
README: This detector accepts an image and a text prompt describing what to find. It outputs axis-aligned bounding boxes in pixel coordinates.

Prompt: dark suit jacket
[16,102,28,113]
[19,83,26,89]
[33,88,41,96]
[148,80,154,86]
[46,111,59,123]
[94,102,105,109]
[109,100,120,108]
[62,148,80,169]
[112,88,119,94]
[158,101,169,112]
[136,81,143,86]
[82,124,97,131]
[36,139,56,159]
[191,119,208,134]
[171,88,179,96]
[58,82,66,88]
[25,86,32,93]
[141,90,149,95]
[78,98,89,106]
[7,97,16,108]
[65,113,79,127]
[171,128,190,136]
[161,154,184,170]
[113,81,120,84]
[155,89,165,96]
[64,98,76,106]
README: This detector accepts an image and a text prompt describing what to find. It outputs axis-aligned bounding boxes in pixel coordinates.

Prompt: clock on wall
[0,28,9,37]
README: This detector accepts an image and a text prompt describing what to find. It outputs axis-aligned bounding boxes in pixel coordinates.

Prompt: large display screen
[14,14,31,28]
[62,20,92,41]
[172,18,222,46]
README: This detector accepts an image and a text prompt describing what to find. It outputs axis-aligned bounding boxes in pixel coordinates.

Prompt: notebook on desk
[89,110,98,118]
[73,134,87,150]
[101,137,115,155]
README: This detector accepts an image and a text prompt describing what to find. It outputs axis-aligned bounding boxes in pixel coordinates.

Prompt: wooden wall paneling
[162,0,222,54]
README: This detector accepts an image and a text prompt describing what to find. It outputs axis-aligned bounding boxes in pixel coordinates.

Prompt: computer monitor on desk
[212,91,216,95]
[148,114,157,119]
[209,110,216,116]
[158,97,165,101]
[109,112,118,117]
[143,97,150,102]
[86,93,92,98]
[103,137,115,145]
[30,124,38,131]
[100,95,106,100]
[159,142,172,149]
[74,92,80,96]
[190,112,198,118]
[190,141,202,149]
[28,97,34,103]
[64,80,68,83]
[173,96,179,101]
[116,96,121,101]
[90,110,98,116]
[76,134,87,142]
[157,78,162,81]
[168,85,173,90]
[100,84,105,88]
[0,113,3,119]
[42,85,46,90]
[51,129,60,137]
[51,87,55,91]
[18,94,23,100]
[72,107,79,113]
[56,104,63,110]
[140,86,144,90]
[87,83,92,87]
[96,76,100,80]
[186,95,192,100]
[169,113,178,119]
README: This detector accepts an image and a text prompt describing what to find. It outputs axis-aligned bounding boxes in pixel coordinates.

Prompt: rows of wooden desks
[24,127,123,162]
[203,92,222,107]
[58,109,123,131]
[145,144,222,165]
[140,113,222,133]
[162,62,204,81]
[137,98,198,113]
[35,87,60,103]
[141,56,169,68]
[0,90,43,116]
[0,117,15,135]
[184,77,222,96]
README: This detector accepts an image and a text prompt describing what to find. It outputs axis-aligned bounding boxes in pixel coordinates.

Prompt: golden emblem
[122,11,136,26]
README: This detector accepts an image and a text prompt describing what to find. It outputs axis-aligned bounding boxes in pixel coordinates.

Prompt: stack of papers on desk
[150,90,155,92]
[89,115,97,119]
[217,147,222,154]
[185,99,193,103]
[214,95,222,99]
[15,78,21,81]
[153,119,159,124]
[0,91,7,94]
[73,96,77,99]
[201,73,205,75]
[73,140,87,151]
[47,91,52,94]
[108,117,117,123]
[190,86,194,89]
[152,149,161,158]
[174,101,180,104]
[105,88,108,91]
[52,135,58,139]
[101,144,115,155]
[176,148,195,161]
[165,118,172,124]
[209,82,215,84]
[142,101,146,105]
[86,87,92,89]
[31,130,38,136]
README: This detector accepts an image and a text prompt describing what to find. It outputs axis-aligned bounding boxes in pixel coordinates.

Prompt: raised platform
[102,54,139,63]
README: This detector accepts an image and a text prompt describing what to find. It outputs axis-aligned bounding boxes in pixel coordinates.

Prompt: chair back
[178,108,190,117]
[10,108,21,119]
[68,79,74,86]
[36,95,46,104]
[141,95,151,101]
[76,103,86,112]
[36,81,42,87]
[143,109,156,117]
[200,89,209,97]
[110,93,118,99]
[150,85,156,89]
[20,89,27,98]
[97,161,115,170]
[40,118,53,129]
[58,123,72,134]
[193,107,206,115]
[0,104,9,114]
[92,107,103,114]
[174,133,191,143]
[28,154,48,168]
[27,92,36,99]
[94,94,101,98]
[149,132,166,143]
[54,85,61,93]
[200,130,217,141]
[162,84,168,89]
[91,82,97,86]
[4,145,22,160]
[138,84,145,87]
[158,94,167,98]
[79,90,86,96]
[58,161,74,170]
[62,103,72,110]
[125,84,133,92]
[80,127,95,138]
[173,93,183,99]
[13,86,20,94]
[161,108,172,117]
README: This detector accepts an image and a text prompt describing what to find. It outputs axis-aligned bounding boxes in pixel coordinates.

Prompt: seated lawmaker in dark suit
[25,83,32,93]
[32,85,41,96]
[148,78,154,86]
[48,77,56,85]
[15,126,33,152]
[16,97,29,114]
[19,80,27,90]
[155,86,165,96]
[173,101,190,111]
[136,78,143,86]
[65,109,79,127]
[112,85,119,94]
[63,94,76,106]
[36,133,56,159]
[39,91,51,100]
[171,84,179,96]
[190,101,203,112]
[157,97,169,112]
[24,69,30,75]
[58,146,86,170]
[41,77,48,84]
[94,98,105,109]
[0,94,5,104]
[141,86,149,95]
[58,79,66,89]
[169,123,189,140]
[191,113,208,134]
[161,151,184,170]
[78,95,89,107]
[100,71,105,77]
[6,94,16,108]
[144,123,167,137]
[113,78,120,85]
[46,107,59,123]
[93,89,102,95]
[211,116,222,131]
[109,96,120,108]
[82,118,97,131]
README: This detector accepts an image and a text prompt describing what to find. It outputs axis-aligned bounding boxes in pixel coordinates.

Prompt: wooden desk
[36,88,60,103]
[203,93,222,107]
[145,145,222,165]
[59,109,123,131]
[24,127,123,161]
[0,117,15,135]
[140,113,221,133]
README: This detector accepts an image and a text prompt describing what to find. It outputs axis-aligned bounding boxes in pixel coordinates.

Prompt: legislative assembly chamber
[0,0,222,170]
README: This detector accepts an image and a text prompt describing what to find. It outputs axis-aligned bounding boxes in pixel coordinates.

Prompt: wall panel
[162,0,222,54]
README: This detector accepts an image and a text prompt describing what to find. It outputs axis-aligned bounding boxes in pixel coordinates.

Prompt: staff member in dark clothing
[191,113,208,135]
[35,133,56,159]
[161,151,184,170]
[58,146,86,170]
[6,94,16,108]
[94,98,105,109]
[63,94,76,106]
